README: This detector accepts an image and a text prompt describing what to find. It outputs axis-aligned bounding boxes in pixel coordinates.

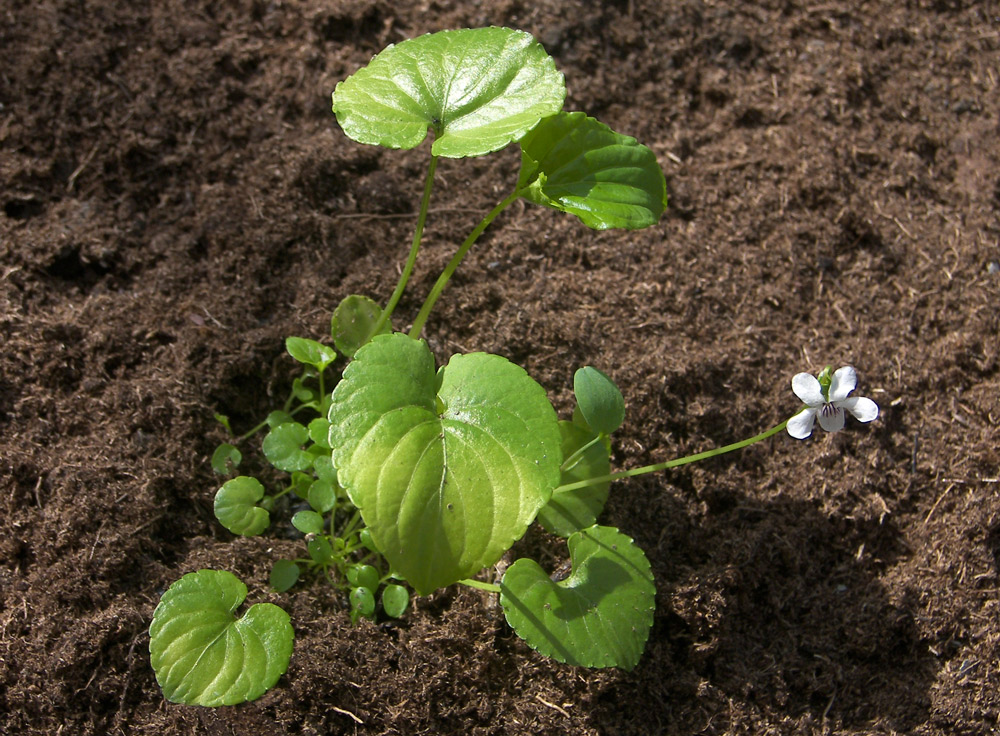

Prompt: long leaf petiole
[409,188,521,338]
[372,154,439,336]
[554,420,790,494]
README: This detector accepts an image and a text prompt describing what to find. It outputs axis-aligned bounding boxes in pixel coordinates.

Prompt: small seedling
[150,27,878,705]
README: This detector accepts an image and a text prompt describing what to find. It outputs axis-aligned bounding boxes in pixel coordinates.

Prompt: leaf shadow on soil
[588,488,939,734]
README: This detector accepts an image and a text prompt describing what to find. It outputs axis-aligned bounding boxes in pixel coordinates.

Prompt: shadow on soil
[590,492,938,734]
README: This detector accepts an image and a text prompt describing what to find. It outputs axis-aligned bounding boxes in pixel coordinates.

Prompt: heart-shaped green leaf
[263,422,312,472]
[211,443,242,475]
[328,333,561,594]
[149,570,294,706]
[331,294,391,358]
[214,476,270,536]
[500,525,655,670]
[537,421,611,537]
[517,112,667,230]
[285,336,337,371]
[332,27,565,158]
[573,366,626,435]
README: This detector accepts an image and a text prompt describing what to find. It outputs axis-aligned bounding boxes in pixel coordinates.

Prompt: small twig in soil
[331,706,364,724]
[923,483,955,525]
[534,694,572,719]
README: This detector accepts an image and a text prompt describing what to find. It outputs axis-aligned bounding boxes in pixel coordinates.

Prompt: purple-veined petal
[817,404,846,433]
[787,408,818,439]
[839,396,879,423]
[792,373,824,406]
[828,366,857,403]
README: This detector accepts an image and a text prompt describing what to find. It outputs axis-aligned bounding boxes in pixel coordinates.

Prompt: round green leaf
[266,410,294,429]
[214,476,270,536]
[291,509,324,535]
[347,564,380,593]
[270,560,300,592]
[308,418,332,449]
[517,112,667,229]
[291,377,315,403]
[332,27,566,158]
[500,525,655,670]
[381,584,409,618]
[285,336,337,371]
[350,586,376,620]
[149,570,294,706]
[328,333,561,595]
[331,294,391,359]
[573,366,625,435]
[537,421,611,537]
[359,528,379,554]
[263,422,313,472]
[312,454,338,484]
[211,443,242,475]
[307,536,334,565]
[307,479,338,513]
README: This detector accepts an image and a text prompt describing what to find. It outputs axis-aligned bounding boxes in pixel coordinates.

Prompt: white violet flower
[787,365,879,439]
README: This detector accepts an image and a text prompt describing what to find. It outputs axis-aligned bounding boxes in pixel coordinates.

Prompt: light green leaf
[149,570,293,706]
[537,421,611,537]
[332,27,565,158]
[214,476,270,536]
[308,418,332,449]
[266,410,294,429]
[270,560,300,592]
[214,413,233,434]
[308,536,334,565]
[312,455,338,484]
[382,584,409,618]
[347,564,379,593]
[307,479,338,513]
[350,586,376,621]
[211,443,242,475]
[573,366,625,435]
[517,112,667,229]
[285,336,337,371]
[328,333,561,594]
[291,510,324,535]
[331,294,391,359]
[500,525,655,670]
[263,422,313,472]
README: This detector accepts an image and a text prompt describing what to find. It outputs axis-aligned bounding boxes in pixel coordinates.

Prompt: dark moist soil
[2,1,999,734]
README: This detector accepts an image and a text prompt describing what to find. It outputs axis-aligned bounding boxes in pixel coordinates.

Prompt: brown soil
[3,1,999,734]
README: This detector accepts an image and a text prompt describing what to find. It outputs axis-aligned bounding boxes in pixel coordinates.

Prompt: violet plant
[148,27,879,706]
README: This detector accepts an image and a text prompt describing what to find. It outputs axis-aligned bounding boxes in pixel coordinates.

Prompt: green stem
[409,188,521,339]
[372,155,439,337]
[554,420,789,494]
[238,401,317,442]
[560,433,605,473]
[459,578,502,594]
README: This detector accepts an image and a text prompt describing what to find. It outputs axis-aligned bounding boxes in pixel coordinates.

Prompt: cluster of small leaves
[152,26,666,708]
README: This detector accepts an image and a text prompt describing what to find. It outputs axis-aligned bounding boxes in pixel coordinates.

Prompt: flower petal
[817,405,845,433]
[828,366,857,402]
[792,373,824,406]
[787,408,817,439]
[840,396,879,423]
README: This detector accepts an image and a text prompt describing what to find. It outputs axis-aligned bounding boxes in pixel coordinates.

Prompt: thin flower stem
[409,188,521,339]
[459,578,502,594]
[554,420,789,494]
[372,155,439,336]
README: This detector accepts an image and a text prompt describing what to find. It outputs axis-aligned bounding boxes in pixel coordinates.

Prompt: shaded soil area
[2,0,999,733]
